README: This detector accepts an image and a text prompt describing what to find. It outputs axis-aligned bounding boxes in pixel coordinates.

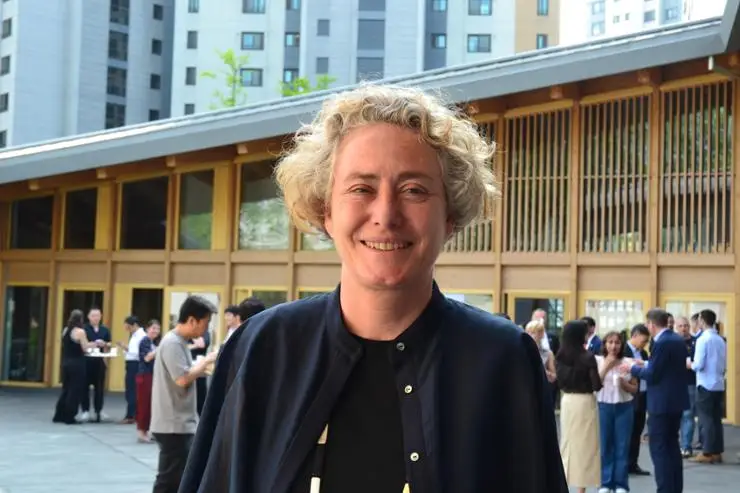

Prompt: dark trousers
[152,433,193,493]
[195,377,207,416]
[124,360,138,419]
[629,391,647,469]
[53,359,86,424]
[696,386,724,454]
[81,359,106,414]
[648,412,683,493]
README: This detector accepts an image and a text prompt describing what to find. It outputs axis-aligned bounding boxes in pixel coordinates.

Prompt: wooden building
[1,2,740,424]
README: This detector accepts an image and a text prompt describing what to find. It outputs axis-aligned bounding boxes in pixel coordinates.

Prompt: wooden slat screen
[443,121,495,253]
[580,96,650,253]
[660,81,734,253]
[503,110,570,252]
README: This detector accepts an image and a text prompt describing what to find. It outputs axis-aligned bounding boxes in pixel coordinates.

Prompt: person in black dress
[53,309,103,425]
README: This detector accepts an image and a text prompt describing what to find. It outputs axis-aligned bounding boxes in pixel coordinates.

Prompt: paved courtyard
[2,387,739,493]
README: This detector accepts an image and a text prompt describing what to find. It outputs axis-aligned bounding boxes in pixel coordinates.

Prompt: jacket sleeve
[631,338,666,384]
[504,332,569,493]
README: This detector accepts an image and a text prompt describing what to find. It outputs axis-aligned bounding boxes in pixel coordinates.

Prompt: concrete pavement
[2,387,740,492]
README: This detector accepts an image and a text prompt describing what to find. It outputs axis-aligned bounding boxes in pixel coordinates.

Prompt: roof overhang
[0,8,736,185]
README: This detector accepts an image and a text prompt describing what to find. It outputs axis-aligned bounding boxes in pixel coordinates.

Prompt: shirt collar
[325,281,447,358]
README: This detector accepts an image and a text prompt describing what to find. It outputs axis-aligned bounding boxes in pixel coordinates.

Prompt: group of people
[534,308,727,493]
[53,84,732,493]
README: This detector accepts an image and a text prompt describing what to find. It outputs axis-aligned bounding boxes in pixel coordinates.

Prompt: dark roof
[0,1,738,185]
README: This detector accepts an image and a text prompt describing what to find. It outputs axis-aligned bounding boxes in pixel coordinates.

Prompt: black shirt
[556,351,603,394]
[290,338,406,492]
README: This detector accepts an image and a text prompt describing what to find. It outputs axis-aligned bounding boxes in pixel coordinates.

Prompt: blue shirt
[692,328,726,391]
[179,283,568,493]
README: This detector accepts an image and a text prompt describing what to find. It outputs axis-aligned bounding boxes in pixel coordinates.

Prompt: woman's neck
[338,277,434,341]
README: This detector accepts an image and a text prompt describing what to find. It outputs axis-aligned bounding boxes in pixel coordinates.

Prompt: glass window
[238,161,290,250]
[132,288,164,325]
[298,290,333,299]
[178,170,214,250]
[240,68,263,87]
[241,32,264,50]
[537,0,549,15]
[665,300,727,332]
[251,290,288,307]
[120,176,168,249]
[243,0,266,13]
[301,232,335,251]
[317,19,330,36]
[168,291,220,335]
[2,286,48,382]
[10,195,54,249]
[64,188,98,249]
[584,299,645,335]
[444,293,494,313]
[432,0,447,11]
[467,34,491,53]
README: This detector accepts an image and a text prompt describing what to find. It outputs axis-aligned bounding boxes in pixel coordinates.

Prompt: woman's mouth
[361,241,412,251]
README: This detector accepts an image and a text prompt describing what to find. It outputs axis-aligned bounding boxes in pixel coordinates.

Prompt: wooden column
[647,87,661,308]
[492,118,505,312]
[730,78,740,424]
[568,102,581,319]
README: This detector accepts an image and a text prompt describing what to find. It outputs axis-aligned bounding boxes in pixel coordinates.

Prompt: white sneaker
[598,488,612,493]
[78,411,90,422]
[616,489,628,493]
[96,411,110,422]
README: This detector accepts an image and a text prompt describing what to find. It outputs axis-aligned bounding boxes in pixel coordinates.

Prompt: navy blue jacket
[631,329,689,415]
[179,283,567,493]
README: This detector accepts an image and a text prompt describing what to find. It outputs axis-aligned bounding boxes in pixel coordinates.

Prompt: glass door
[165,286,223,346]
[580,292,651,339]
[2,285,49,383]
[505,291,569,335]
[109,284,164,392]
[660,294,734,423]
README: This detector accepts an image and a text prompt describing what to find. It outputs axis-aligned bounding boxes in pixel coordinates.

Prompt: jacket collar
[324,281,448,357]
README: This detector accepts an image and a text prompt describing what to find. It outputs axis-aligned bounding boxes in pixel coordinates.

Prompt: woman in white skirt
[555,319,605,493]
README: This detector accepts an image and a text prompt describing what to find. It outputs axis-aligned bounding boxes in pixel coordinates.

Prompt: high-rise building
[559,0,726,46]
[0,0,174,149]
[170,0,559,116]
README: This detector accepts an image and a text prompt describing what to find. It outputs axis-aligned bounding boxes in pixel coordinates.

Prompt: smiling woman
[180,84,568,493]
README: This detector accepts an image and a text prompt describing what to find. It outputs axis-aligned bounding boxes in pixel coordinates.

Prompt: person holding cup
[595,331,638,493]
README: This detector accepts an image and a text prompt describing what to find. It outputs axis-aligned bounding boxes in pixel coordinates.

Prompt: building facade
[0,9,737,425]
[0,0,174,149]
[170,0,559,116]
[560,0,726,45]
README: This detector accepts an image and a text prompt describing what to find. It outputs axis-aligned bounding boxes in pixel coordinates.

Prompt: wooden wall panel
[501,266,570,290]
[56,262,107,284]
[113,263,165,284]
[6,262,51,283]
[658,266,734,292]
[232,263,289,286]
[170,262,226,286]
[295,264,341,287]
[578,266,650,291]
[434,266,494,290]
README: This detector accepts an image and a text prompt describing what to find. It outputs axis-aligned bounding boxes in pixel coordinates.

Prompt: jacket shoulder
[442,299,525,346]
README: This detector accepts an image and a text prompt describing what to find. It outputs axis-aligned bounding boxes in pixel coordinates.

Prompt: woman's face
[147,323,161,340]
[605,335,622,356]
[325,123,453,291]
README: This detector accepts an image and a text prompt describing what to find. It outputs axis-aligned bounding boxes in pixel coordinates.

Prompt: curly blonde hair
[274,83,498,235]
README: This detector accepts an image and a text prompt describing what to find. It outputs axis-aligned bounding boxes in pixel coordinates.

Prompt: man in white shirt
[689,309,727,464]
[120,316,146,424]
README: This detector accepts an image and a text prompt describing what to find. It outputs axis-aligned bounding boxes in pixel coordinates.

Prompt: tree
[201,49,250,109]
[280,74,336,98]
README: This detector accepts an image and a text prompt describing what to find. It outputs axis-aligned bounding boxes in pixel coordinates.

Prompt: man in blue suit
[581,316,602,354]
[622,308,689,493]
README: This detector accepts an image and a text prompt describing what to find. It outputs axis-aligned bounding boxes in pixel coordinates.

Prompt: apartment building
[560,0,726,45]
[170,0,559,117]
[0,0,174,149]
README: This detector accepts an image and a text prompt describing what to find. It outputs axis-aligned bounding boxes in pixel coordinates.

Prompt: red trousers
[135,372,153,432]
